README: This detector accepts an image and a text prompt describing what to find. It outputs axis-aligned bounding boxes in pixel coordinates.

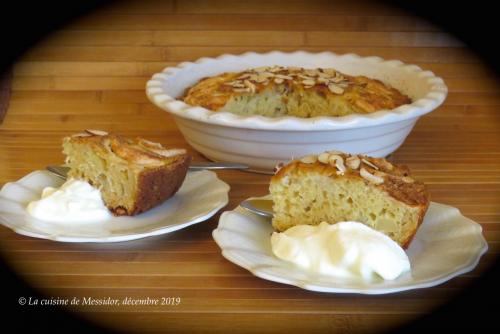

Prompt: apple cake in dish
[183,66,411,117]
[269,151,429,248]
[62,130,191,216]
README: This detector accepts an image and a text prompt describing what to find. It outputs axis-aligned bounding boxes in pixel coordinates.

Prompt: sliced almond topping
[260,72,275,78]
[328,83,344,95]
[331,76,345,83]
[304,69,319,76]
[268,66,282,72]
[317,152,330,164]
[225,67,351,92]
[149,148,186,158]
[323,68,336,76]
[237,74,251,80]
[255,73,270,82]
[244,80,256,93]
[132,156,164,166]
[328,154,346,174]
[229,81,245,88]
[253,66,269,72]
[328,154,343,165]
[346,156,361,169]
[225,81,245,87]
[71,132,92,138]
[327,150,344,155]
[110,140,164,166]
[333,71,345,80]
[138,138,164,150]
[360,167,384,184]
[298,74,314,80]
[275,74,293,80]
[300,155,317,164]
[336,160,346,174]
[362,158,379,170]
[85,129,108,136]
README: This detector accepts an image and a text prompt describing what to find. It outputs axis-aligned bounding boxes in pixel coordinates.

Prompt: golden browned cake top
[183,66,411,114]
[273,151,429,206]
[64,129,187,168]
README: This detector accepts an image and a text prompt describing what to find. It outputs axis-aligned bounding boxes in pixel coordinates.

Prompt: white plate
[213,197,488,294]
[0,170,229,242]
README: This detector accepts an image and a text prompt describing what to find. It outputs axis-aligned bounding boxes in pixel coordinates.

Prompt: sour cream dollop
[271,221,411,281]
[27,179,111,223]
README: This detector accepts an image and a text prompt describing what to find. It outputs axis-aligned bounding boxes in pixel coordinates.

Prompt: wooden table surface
[1,0,499,332]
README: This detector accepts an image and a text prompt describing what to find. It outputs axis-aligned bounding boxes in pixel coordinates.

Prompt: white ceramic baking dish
[146,51,447,173]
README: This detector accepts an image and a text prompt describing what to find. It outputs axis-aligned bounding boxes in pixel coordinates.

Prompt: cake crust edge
[112,154,191,216]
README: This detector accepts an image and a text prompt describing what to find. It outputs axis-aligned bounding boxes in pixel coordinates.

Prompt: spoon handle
[187,162,249,171]
[46,165,70,179]
[47,162,249,180]
[240,198,274,218]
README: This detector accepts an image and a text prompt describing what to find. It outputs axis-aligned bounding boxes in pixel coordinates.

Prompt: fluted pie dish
[146,51,447,173]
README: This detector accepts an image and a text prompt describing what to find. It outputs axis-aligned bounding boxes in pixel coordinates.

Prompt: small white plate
[0,170,229,242]
[213,197,488,294]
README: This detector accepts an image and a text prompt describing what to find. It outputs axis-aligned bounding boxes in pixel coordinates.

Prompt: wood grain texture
[0,69,12,123]
[1,0,499,333]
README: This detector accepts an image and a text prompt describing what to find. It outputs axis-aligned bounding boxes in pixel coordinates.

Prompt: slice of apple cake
[269,151,429,248]
[62,129,191,216]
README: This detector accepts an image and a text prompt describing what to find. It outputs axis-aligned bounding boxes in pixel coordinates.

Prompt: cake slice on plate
[63,129,191,216]
[269,151,429,248]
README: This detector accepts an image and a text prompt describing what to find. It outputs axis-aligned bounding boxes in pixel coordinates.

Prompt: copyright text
[18,296,181,307]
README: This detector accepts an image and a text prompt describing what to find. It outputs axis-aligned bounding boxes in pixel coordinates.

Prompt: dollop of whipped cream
[271,221,411,281]
[27,179,111,223]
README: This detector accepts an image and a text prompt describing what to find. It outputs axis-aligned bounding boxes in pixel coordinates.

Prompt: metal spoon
[240,198,274,218]
[46,162,249,180]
